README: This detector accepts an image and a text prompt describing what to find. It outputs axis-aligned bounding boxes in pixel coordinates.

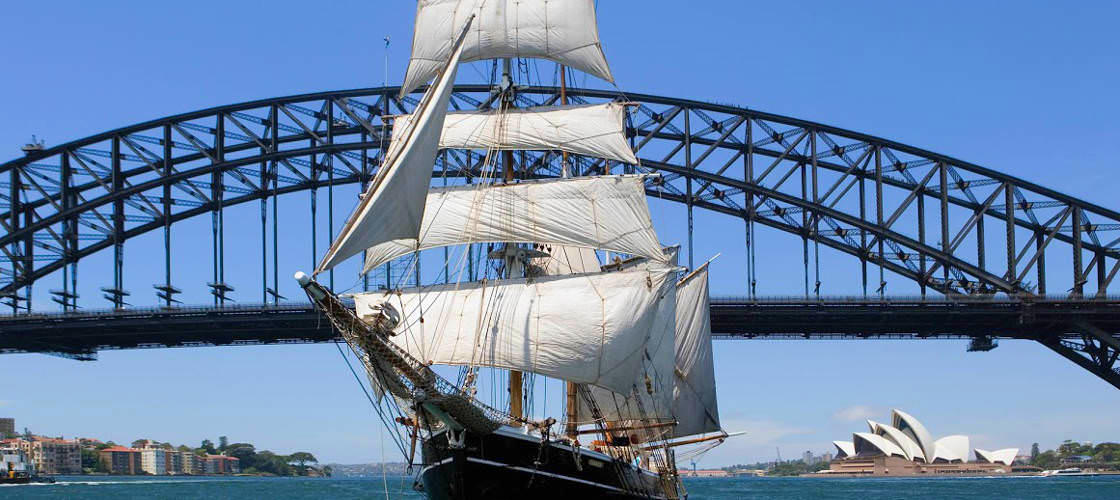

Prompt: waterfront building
[205,454,240,474]
[821,409,1019,477]
[0,418,13,436]
[10,437,82,475]
[140,448,167,475]
[181,451,204,475]
[682,469,729,478]
[98,446,142,475]
[166,449,183,474]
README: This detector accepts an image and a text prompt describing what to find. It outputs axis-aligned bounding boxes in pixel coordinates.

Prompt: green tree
[200,439,217,454]
[177,445,192,453]
[81,448,100,470]
[226,444,257,471]
[288,452,318,475]
[321,465,333,477]
[1094,442,1120,463]
[1030,443,1040,461]
[219,436,229,452]
[253,451,286,475]
[1058,440,1094,459]
[1034,450,1060,469]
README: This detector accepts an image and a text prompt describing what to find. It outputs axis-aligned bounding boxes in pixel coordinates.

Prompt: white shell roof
[933,435,970,463]
[892,409,936,464]
[875,423,926,462]
[975,448,1019,465]
[853,432,906,458]
[832,440,856,458]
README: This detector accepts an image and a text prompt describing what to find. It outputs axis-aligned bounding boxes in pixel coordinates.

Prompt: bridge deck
[2,297,1117,358]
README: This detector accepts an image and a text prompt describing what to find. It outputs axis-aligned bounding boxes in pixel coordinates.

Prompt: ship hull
[417,426,677,500]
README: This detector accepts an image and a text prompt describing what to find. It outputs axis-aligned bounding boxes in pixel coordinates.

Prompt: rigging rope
[333,340,409,457]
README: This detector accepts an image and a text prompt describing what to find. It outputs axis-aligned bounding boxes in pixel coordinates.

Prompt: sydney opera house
[820,409,1022,476]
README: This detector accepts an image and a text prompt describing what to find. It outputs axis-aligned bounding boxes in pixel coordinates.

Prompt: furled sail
[402,0,613,96]
[671,265,721,438]
[362,175,667,273]
[353,267,675,395]
[390,103,638,165]
[315,17,472,273]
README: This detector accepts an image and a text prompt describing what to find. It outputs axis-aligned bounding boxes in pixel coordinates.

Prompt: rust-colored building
[98,446,142,475]
[205,454,240,474]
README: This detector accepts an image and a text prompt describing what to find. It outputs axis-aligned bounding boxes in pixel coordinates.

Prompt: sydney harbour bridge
[2,85,1119,390]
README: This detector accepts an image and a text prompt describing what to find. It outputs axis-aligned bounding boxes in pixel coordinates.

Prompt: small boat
[1041,468,1099,477]
[1,446,54,484]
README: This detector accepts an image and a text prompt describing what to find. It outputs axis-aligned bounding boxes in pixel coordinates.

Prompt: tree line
[1030,440,1120,469]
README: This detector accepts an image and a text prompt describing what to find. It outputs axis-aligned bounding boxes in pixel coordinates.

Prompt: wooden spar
[560,63,582,441]
[500,57,524,426]
[641,433,730,450]
[575,420,676,435]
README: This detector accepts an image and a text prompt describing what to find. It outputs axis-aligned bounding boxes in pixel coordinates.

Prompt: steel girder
[2,86,1120,386]
[2,297,1118,389]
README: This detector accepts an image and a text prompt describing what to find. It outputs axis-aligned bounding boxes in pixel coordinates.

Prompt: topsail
[315,16,472,273]
[363,175,668,273]
[390,103,638,165]
[402,0,614,96]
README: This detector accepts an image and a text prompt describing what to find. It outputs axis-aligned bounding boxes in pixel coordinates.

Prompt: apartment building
[7,437,82,475]
[140,448,167,475]
[205,454,240,474]
[98,446,142,475]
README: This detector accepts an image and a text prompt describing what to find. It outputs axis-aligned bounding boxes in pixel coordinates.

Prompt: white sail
[575,277,675,424]
[532,245,601,276]
[402,0,613,96]
[353,267,674,395]
[362,175,667,273]
[315,17,472,273]
[391,103,638,165]
[576,264,720,438]
[671,266,721,437]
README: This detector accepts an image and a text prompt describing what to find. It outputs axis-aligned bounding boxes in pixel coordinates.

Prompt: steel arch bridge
[3,86,1120,387]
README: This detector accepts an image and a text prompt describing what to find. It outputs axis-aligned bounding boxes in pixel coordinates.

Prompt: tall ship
[296,1,730,498]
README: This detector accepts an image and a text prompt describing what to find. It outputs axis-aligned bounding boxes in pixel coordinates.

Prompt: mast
[561,63,581,441]
[501,57,524,426]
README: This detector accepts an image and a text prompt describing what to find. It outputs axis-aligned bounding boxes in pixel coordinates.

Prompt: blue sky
[2,1,1119,466]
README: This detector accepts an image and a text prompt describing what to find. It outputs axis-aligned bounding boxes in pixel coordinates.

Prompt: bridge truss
[2,86,1119,387]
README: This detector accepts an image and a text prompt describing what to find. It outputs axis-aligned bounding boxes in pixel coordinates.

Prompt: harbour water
[3,475,1119,499]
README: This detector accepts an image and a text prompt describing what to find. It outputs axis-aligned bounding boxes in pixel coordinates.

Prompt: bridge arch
[3,86,1120,307]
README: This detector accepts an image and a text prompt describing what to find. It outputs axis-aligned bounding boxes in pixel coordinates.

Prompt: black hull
[1,476,52,485]
[417,426,679,500]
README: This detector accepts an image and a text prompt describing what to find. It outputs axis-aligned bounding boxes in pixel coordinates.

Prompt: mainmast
[500,57,524,426]
[561,63,581,442]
